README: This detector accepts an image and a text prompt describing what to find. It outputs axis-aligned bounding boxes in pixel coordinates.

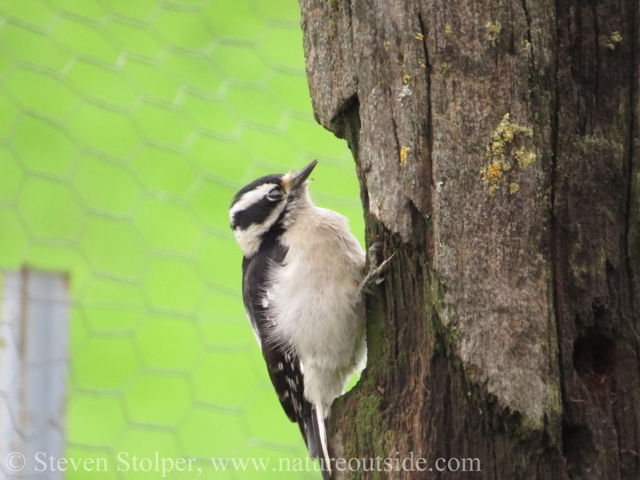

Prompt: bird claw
[373,254,395,285]
[359,243,395,297]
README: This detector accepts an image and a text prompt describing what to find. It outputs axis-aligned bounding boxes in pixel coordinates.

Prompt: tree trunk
[298,0,640,478]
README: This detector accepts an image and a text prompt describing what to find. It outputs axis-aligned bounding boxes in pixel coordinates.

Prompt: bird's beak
[290,160,318,190]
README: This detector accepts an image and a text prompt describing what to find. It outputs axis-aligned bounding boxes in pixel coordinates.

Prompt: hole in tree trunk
[573,327,616,397]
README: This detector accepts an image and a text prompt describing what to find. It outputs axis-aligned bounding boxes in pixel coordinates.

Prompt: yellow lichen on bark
[481,113,536,196]
[485,21,501,45]
[400,146,410,165]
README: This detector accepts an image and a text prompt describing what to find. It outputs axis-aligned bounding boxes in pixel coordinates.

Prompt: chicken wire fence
[0,0,363,478]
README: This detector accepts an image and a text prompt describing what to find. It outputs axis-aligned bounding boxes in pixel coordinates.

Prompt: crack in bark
[592,3,600,121]
[624,0,639,343]
[418,12,435,193]
[520,0,534,71]
[390,106,402,160]
[550,0,565,467]
[623,1,640,472]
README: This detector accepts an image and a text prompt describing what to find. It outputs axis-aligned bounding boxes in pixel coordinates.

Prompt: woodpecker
[229,160,389,478]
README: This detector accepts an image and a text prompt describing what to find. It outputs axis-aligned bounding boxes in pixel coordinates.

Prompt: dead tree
[298,0,640,478]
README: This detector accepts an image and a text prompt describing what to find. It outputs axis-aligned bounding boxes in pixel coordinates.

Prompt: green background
[0,0,363,478]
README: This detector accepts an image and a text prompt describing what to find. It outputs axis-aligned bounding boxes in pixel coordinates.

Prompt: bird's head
[229,160,317,258]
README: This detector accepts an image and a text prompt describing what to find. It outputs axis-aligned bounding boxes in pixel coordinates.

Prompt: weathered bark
[299,0,640,478]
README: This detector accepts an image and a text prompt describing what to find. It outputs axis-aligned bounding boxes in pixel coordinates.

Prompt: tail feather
[303,401,319,458]
[304,403,331,479]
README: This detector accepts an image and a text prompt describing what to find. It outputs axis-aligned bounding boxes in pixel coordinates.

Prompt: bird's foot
[358,242,395,297]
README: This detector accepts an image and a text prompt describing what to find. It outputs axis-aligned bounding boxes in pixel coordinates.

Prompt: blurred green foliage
[0,0,363,478]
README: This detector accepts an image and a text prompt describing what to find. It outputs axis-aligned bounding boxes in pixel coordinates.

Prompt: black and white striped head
[229,160,317,258]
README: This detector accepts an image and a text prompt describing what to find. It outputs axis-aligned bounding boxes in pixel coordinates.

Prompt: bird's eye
[266,190,283,202]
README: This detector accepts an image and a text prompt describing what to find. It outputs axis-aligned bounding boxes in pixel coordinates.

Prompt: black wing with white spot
[241,238,311,440]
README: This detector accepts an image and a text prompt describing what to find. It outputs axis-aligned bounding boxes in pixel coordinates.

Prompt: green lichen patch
[607,31,622,50]
[481,113,536,197]
[514,145,536,169]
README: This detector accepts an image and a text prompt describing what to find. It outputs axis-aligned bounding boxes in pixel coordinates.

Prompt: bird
[229,160,390,478]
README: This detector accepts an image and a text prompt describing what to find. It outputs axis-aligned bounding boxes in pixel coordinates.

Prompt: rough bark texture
[299,0,640,478]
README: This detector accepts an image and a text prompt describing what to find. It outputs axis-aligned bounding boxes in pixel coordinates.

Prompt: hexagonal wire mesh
[0,0,364,479]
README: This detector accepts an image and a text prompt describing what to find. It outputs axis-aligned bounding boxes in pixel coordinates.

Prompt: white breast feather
[267,206,366,411]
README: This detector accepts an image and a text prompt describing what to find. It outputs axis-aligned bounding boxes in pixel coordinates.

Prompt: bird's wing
[241,239,332,478]
[241,241,308,424]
